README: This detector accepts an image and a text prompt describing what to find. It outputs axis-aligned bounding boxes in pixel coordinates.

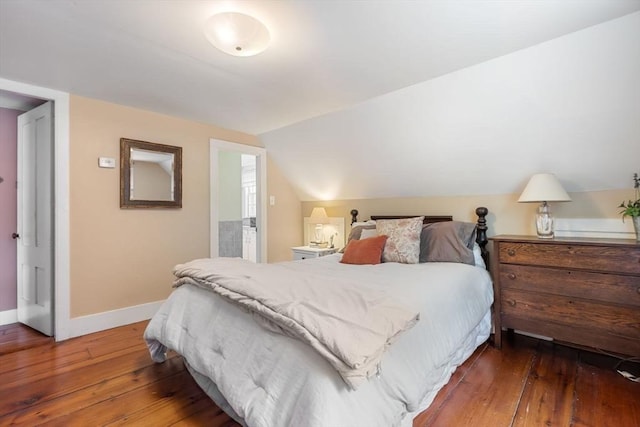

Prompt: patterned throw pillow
[376,217,424,264]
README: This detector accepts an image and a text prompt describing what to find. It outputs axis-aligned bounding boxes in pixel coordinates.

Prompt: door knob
[12,233,20,239]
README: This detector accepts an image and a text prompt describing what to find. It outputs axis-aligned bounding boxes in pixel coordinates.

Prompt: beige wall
[70,94,630,318]
[69,95,300,317]
[301,189,632,240]
[266,156,303,262]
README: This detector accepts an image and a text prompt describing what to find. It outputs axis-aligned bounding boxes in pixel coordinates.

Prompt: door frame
[0,77,71,341]
[209,139,267,262]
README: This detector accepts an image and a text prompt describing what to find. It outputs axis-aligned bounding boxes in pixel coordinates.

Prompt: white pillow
[473,243,486,269]
[352,220,376,227]
[360,228,379,240]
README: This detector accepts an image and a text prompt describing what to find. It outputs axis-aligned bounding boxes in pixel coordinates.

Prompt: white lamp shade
[309,207,331,224]
[204,12,270,57]
[518,173,571,203]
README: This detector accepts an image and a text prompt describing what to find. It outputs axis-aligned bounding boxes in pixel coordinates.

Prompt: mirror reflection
[120,138,182,209]
[130,148,174,201]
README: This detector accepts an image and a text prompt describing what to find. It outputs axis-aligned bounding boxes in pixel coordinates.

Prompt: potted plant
[619,172,640,241]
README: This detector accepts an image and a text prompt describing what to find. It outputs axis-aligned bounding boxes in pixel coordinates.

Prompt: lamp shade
[204,12,270,57]
[309,207,331,224]
[518,174,571,203]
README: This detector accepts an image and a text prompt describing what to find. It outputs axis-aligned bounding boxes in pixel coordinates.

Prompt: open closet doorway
[0,78,70,341]
[210,139,267,262]
[0,90,52,335]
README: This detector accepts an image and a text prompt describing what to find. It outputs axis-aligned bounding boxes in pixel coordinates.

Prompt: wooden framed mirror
[120,138,182,208]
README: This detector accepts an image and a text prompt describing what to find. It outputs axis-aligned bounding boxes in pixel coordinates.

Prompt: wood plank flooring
[0,322,638,426]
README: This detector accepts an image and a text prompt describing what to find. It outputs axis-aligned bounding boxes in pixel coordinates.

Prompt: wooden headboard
[349,207,490,267]
[370,215,453,224]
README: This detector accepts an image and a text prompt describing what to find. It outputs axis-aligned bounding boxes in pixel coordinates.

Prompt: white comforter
[172,258,420,389]
[145,254,493,427]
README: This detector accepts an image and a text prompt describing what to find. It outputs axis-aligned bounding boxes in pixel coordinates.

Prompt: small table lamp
[518,173,571,239]
[309,207,331,246]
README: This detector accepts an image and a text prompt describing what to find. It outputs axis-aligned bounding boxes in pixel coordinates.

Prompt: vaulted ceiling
[1,0,638,136]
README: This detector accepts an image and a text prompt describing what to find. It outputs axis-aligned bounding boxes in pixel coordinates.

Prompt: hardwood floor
[0,322,638,426]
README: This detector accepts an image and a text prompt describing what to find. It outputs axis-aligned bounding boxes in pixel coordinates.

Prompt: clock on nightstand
[291,246,337,261]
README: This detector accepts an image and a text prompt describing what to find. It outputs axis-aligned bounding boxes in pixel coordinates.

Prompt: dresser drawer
[499,264,640,308]
[501,289,640,340]
[498,242,640,274]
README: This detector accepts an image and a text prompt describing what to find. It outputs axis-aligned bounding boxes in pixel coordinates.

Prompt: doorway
[0,91,49,331]
[210,139,267,262]
[0,78,71,341]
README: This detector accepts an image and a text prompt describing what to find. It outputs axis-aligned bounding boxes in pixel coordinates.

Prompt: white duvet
[145,254,493,427]
[172,257,421,389]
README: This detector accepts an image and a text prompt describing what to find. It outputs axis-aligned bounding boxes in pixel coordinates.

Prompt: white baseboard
[0,309,18,326]
[64,300,165,341]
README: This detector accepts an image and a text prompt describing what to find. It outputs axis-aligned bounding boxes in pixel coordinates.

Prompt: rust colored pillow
[340,235,388,265]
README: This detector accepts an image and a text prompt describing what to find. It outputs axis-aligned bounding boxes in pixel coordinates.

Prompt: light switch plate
[98,157,116,168]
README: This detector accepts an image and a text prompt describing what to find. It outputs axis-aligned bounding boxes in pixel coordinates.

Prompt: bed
[144,207,493,427]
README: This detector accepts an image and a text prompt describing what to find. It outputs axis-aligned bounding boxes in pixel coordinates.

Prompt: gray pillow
[419,221,477,265]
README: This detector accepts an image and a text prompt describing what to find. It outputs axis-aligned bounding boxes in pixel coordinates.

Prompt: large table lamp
[518,173,571,239]
[309,207,331,246]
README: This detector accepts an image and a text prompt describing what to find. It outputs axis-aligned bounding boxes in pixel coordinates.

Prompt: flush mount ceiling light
[204,12,270,57]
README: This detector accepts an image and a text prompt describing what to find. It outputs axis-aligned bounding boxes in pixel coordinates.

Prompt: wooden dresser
[490,235,640,356]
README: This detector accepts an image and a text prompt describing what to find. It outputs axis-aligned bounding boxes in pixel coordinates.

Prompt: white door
[16,101,54,336]
[210,139,267,262]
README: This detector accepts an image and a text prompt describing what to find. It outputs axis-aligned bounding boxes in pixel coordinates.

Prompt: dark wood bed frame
[349,207,489,268]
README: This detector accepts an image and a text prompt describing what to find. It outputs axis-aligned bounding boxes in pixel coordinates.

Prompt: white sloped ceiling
[1,1,638,136]
[261,12,640,201]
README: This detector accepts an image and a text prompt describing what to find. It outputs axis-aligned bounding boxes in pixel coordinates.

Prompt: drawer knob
[508,273,516,280]
[507,249,516,256]
[637,287,640,294]
[507,299,516,307]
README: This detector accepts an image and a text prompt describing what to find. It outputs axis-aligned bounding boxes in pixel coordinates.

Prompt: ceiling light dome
[204,12,270,57]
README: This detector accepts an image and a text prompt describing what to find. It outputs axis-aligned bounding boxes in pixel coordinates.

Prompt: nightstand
[490,235,640,356]
[291,246,337,261]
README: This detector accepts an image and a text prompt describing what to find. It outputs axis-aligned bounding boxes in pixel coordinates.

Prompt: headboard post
[350,209,359,225]
[475,207,489,266]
